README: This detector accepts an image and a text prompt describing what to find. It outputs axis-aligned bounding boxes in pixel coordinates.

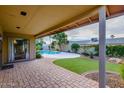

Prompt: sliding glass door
[8,38,29,62]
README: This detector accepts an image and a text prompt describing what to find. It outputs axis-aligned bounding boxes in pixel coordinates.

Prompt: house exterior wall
[2,32,36,64]
[29,37,36,60]
[0,26,3,65]
[0,26,2,34]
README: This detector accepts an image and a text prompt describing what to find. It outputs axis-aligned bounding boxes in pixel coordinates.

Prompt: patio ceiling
[36,5,124,38]
[0,5,99,35]
[0,5,124,38]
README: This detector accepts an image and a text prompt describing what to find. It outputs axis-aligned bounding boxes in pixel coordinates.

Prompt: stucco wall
[0,26,2,35]
[2,35,7,64]
[2,32,36,64]
[29,37,36,60]
[0,26,3,66]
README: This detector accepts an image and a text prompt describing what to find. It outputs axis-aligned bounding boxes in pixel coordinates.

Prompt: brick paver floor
[0,58,98,88]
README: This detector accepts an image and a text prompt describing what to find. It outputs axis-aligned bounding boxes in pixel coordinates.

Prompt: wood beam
[75,23,80,27]
[106,6,110,17]
[88,17,92,23]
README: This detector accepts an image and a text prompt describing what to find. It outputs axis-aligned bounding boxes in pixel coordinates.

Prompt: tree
[52,32,68,51]
[49,35,52,50]
[110,35,115,39]
[71,43,80,53]
[35,38,44,51]
[51,41,57,50]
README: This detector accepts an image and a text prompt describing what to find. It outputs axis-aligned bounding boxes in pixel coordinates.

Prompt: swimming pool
[40,50,80,59]
[40,50,60,54]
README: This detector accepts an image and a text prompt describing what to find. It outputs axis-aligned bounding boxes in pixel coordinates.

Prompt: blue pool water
[40,50,61,55]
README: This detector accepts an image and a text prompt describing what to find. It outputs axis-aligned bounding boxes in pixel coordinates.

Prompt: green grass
[53,57,121,74]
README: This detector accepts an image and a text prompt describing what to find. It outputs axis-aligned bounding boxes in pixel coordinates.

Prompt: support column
[99,6,106,88]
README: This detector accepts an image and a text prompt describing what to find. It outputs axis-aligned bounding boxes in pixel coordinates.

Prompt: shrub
[81,46,96,57]
[71,43,80,53]
[35,38,44,51]
[89,52,94,59]
[94,45,99,56]
[94,45,124,57]
[107,45,124,57]
[36,43,42,51]
[36,51,42,58]
[120,64,124,80]
[81,52,89,56]
[56,49,59,51]
[87,47,96,57]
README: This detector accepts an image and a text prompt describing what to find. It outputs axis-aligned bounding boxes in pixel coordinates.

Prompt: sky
[43,15,124,44]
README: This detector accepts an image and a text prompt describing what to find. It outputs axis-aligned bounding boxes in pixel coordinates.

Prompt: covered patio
[0,5,124,88]
[0,58,98,88]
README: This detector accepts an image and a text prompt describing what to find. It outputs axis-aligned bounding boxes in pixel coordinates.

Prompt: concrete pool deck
[0,58,98,88]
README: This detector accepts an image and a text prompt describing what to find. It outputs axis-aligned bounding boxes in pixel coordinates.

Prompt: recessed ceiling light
[20,11,27,16]
[16,27,21,29]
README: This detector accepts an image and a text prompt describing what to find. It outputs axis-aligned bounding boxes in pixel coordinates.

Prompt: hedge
[94,45,124,57]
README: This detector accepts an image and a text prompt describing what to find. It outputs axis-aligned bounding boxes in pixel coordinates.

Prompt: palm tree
[51,41,57,50]
[49,35,52,50]
[52,32,68,51]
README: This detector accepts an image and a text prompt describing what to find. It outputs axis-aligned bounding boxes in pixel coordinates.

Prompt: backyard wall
[2,32,36,64]
[68,43,96,54]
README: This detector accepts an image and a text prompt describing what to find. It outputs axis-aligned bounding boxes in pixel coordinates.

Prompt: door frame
[0,35,2,66]
[8,38,30,62]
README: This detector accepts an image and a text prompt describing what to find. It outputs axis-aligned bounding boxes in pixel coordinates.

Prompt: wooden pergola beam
[75,23,80,27]
[106,6,110,16]
[88,17,92,23]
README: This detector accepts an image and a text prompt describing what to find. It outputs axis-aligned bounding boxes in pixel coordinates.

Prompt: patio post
[98,6,106,88]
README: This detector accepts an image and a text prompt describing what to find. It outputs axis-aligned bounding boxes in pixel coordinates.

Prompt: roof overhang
[35,5,101,38]
[0,5,124,38]
[35,5,124,38]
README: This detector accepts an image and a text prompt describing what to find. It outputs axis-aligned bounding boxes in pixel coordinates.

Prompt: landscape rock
[108,57,122,64]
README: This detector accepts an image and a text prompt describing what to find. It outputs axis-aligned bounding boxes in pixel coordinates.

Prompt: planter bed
[84,72,124,88]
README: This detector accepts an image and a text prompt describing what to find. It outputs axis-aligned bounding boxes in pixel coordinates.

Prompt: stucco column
[99,6,106,88]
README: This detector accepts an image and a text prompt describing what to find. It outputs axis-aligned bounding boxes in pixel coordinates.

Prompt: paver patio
[0,58,98,88]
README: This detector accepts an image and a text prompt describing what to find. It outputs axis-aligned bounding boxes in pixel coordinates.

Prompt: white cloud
[66,15,124,41]
[65,22,99,40]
